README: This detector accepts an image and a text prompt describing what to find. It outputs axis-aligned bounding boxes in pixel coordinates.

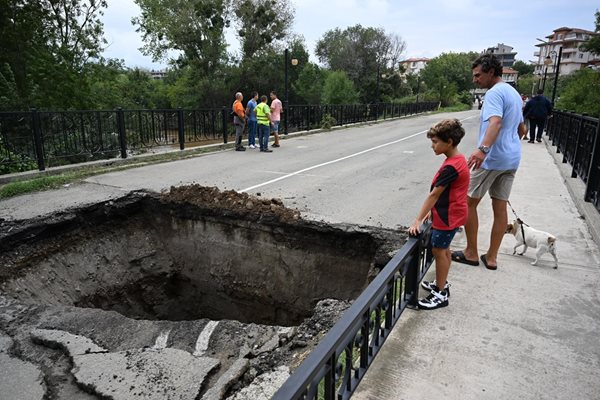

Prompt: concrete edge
[544,136,600,247]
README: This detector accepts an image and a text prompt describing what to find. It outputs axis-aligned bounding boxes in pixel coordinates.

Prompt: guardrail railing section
[273,223,433,400]
[547,111,600,213]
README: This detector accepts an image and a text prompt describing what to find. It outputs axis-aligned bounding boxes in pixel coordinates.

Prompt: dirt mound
[162,184,302,223]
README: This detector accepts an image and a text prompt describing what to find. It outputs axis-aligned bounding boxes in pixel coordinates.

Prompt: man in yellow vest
[255,95,273,152]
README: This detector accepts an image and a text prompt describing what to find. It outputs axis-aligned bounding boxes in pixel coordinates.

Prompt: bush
[320,113,337,130]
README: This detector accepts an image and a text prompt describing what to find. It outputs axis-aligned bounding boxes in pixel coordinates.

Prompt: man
[523,89,553,143]
[269,91,282,147]
[451,54,527,270]
[245,91,259,149]
[255,95,273,152]
[232,92,246,151]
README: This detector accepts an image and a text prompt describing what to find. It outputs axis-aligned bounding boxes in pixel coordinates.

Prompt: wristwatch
[478,145,490,154]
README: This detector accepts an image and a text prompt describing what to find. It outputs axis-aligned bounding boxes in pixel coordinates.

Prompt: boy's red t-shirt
[430,154,469,230]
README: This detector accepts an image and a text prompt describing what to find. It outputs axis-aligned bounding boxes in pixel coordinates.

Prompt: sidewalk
[353,137,600,400]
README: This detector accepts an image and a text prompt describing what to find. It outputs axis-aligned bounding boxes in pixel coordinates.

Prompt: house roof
[502,67,517,74]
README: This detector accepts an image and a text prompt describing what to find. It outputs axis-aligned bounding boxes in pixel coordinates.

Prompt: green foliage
[0,175,73,198]
[555,69,600,116]
[321,71,359,105]
[420,52,478,107]
[457,90,474,106]
[133,0,228,74]
[580,10,600,55]
[516,74,537,97]
[293,63,325,104]
[233,0,294,58]
[512,60,535,76]
[320,113,336,130]
[315,25,406,103]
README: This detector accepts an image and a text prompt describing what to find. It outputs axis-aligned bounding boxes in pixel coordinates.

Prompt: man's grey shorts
[468,168,516,201]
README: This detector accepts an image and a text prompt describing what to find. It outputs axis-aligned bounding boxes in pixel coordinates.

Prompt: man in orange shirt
[233,92,246,151]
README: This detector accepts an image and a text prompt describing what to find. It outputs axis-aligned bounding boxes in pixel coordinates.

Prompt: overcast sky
[101,0,598,70]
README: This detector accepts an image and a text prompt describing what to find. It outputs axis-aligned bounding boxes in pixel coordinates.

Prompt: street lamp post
[416,76,421,102]
[550,47,562,104]
[541,55,552,92]
[283,49,298,135]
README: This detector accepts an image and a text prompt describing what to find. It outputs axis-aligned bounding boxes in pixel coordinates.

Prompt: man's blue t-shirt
[246,98,257,122]
[479,82,523,170]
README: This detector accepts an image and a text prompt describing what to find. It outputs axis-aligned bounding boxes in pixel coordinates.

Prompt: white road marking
[152,329,171,349]
[240,115,477,193]
[193,320,219,357]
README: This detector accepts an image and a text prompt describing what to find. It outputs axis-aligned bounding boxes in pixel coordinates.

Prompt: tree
[512,60,535,76]
[315,25,406,103]
[420,52,478,106]
[293,63,325,104]
[232,0,294,59]
[321,71,359,105]
[556,69,600,116]
[133,0,228,75]
[515,74,536,97]
[580,10,600,55]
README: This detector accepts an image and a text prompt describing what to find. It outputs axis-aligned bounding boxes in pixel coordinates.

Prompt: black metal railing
[547,110,600,212]
[273,223,433,400]
[0,102,438,175]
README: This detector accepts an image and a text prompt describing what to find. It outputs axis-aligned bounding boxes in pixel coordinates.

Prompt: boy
[408,119,470,310]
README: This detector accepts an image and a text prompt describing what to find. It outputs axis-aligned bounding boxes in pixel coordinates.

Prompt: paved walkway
[353,138,600,400]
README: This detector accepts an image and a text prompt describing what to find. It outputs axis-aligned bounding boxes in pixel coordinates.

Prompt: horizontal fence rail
[0,102,438,175]
[547,110,600,213]
[273,223,433,400]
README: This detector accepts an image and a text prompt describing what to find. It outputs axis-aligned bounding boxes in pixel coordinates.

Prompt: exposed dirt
[162,184,302,223]
[0,185,406,399]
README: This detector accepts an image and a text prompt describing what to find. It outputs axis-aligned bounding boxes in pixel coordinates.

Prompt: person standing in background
[523,89,553,143]
[255,95,273,153]
[245,91,259,149]
[269,91,282,148]
[232,92,246,151]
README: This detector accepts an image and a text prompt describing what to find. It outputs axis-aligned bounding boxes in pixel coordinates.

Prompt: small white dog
[506,219,558,269]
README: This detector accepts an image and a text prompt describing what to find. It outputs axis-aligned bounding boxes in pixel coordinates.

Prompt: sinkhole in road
[0,186,402,327]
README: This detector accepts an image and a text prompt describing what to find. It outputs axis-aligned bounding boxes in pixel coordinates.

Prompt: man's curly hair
[472,54,502,77]
[427,118,465,146]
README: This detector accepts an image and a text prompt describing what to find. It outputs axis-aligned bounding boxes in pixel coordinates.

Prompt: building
[484,43,517,67]
[399,58,430,75]
[534,27,599,77]
[148,70,167,80]
[502,67,518,86]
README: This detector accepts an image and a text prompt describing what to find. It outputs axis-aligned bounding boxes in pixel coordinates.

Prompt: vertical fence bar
[116,108,127,159]
[177,107,185,150]
[31,108,46,171]
[221,107,228,144]
[584,118,600,205]
[571,114,585,178]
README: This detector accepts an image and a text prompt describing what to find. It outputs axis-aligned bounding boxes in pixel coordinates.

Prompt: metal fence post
[116,108,127,159]
[584,118,600,204]
[177,107,185,150]
[30,108,45,171]
[222,107,228,144]
[571,114,585,178]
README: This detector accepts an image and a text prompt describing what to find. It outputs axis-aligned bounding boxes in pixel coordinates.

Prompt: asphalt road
[1,109,481,227]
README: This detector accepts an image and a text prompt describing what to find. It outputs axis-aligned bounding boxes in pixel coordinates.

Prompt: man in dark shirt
[523,89,553,143]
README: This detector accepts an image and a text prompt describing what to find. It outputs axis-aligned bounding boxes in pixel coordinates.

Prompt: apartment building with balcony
[484,43,517,67]
[534,27,598,77]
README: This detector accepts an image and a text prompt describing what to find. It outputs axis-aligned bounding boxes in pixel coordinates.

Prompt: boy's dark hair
[427,119,465,146]
[260,95,268,102]
[251,91,258,98]
[472,54,502,77]
[270,90,277,96]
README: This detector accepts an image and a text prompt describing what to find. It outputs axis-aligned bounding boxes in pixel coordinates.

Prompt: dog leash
[507,200,528,241]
